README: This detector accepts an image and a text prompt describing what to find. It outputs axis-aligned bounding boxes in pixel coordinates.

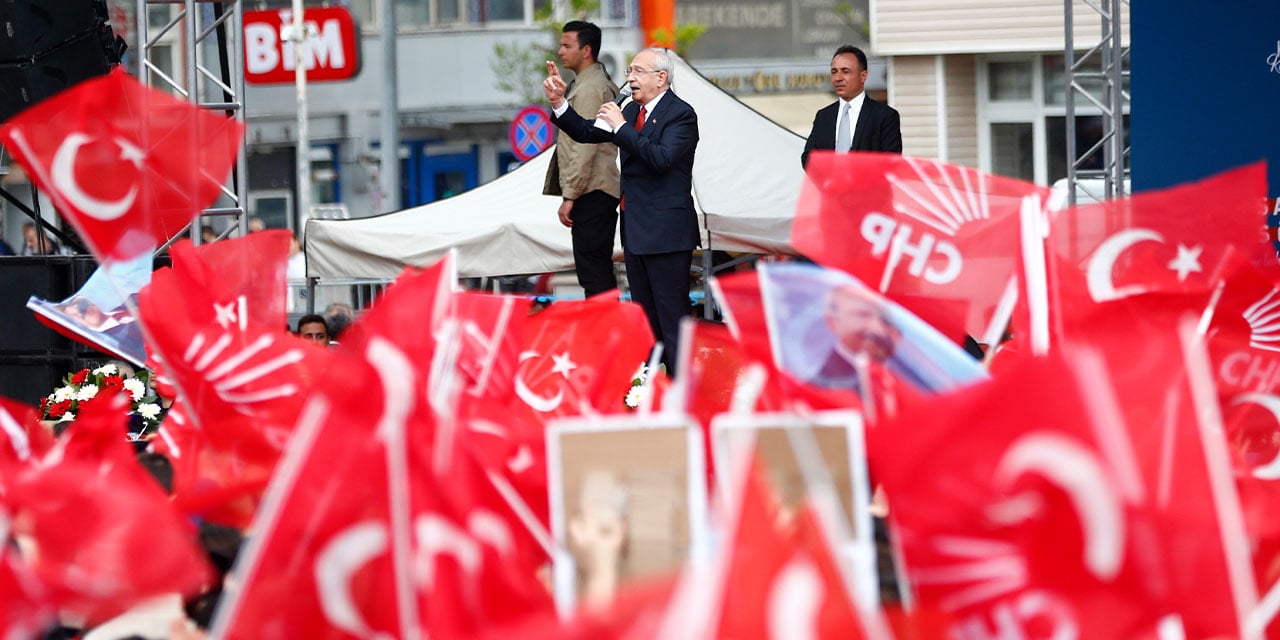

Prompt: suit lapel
[851,100,872,150]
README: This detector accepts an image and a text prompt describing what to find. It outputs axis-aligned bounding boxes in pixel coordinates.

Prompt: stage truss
[1064,0,1129,205]
[138,0,248,246]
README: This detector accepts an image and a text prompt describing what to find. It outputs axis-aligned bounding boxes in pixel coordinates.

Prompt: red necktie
[621,107,648,212]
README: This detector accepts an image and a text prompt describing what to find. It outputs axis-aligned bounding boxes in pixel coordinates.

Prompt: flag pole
[290,0,311,235]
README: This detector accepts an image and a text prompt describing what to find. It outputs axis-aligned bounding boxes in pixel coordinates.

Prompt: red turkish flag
[793,153,1050,342]
[514,296,654,419]
[0,67,243,261]
[711,459,870,640]
[405,421,554,638]
[211,350,418,639]
[3,396,212,622]
[1049,163,1272,308]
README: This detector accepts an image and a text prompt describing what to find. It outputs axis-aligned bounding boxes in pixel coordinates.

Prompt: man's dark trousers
[624,247,691,374]
[570,189,620,297]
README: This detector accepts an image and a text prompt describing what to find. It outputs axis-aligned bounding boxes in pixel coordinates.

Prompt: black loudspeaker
[0,355,80,406]
[0,257,73,352]
[0,27,119,122]
[0,0,107,61]
[0,0,125,123]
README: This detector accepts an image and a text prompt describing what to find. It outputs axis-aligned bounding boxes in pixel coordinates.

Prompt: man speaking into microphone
[544,48,699,376]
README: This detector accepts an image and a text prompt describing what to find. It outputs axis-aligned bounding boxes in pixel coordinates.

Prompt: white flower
[92,364,118,376]
[75,384,99,401]
[136,403,161,420]
[52,386,75,402]
[123,378,145,401]
[624,385,648,409]
[58,411,75,423]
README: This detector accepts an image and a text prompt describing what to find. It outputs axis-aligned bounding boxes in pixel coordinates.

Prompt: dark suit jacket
[801,96,903,168]
[551,92,700,255]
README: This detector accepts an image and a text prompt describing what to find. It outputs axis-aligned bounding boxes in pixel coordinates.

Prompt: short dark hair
[296,313,328,334]
[833,45,868,73]
[563,20,602,62]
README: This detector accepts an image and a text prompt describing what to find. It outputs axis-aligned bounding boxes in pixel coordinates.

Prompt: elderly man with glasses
[544,48,700,376]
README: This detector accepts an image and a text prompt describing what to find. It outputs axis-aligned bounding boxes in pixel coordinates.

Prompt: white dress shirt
[835,91,866,152]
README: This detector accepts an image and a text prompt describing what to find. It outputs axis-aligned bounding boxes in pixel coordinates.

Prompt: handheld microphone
[614,84,633,106]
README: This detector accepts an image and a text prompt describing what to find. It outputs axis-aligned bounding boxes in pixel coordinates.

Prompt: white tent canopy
[305,52,807,279]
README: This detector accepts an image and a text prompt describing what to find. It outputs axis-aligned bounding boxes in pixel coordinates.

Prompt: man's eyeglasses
[626,66,661,77]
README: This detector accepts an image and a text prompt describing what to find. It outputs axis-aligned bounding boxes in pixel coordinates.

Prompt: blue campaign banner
[1130,1,1280,197]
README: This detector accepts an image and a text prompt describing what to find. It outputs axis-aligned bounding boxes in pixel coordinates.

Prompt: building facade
[242,0,644,236]
[871,0,1130,185]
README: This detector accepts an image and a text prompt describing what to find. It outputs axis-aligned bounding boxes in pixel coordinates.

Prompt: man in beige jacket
[542,20,621,297]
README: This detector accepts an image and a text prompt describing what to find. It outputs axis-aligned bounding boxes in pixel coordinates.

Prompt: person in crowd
[22,222,64,256]
[247,216,266,233]
[287,233,306,280]
[545,47,700,375]
[200,225,218,244]
[323,302,355,344]
[295,313,330,346]
[801,45,902,168]
[542,20,622,298]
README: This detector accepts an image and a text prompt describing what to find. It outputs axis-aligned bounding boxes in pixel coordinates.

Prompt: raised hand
[543,60,567,108]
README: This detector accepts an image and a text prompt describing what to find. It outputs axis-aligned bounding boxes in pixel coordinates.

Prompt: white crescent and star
[514,350,563,412]
[50,132,146,221]
[1086,228,1204,302]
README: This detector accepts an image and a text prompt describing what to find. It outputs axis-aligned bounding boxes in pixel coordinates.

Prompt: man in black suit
[801,45,903,169]
[544,48,699,375]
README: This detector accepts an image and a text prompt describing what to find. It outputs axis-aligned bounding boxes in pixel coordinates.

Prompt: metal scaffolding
[1064,0,1129,205]
[137,0,248,245]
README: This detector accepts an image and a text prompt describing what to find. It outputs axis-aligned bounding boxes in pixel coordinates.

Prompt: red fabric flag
[711,459,870,639]
[1049,163,1272,307]
[0,396,55,470]
[876,301,1258,639]
[0,552,57,639]
[164,232,292,331]
[453,291,530,406]
[514,296,654,419]
[136,231,321,527]
[211,351,418,639]
[3,396,211,622]
[217,257,554,638]
[873,353,1167,638]
[0,68,243,261]
[793,153,1050,342]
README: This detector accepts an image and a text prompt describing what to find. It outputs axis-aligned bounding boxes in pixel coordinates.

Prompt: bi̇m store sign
[244,6,362,84]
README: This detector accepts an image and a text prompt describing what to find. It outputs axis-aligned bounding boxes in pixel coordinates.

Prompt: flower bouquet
[39,363,163,439]
[624,364,651,410]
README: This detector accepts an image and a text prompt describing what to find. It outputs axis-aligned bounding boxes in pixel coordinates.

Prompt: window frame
[976,52,1127,186]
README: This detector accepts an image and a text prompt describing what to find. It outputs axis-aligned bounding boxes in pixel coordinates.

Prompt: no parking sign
[509,105,554,162]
